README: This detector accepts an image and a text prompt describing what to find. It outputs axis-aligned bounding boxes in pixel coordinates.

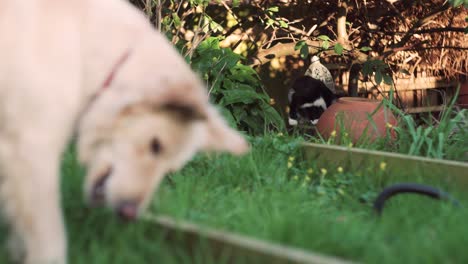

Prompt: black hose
[373,183,461,215]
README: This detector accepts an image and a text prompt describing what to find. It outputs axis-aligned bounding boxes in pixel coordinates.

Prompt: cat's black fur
[288,76,337,126]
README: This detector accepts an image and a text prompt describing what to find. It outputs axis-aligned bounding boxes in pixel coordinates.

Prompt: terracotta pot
[316,97,398,143]
[457,82,468,109]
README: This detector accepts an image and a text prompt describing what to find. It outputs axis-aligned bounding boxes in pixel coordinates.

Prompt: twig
[208,63,228,95]
[171,2,187,44]
[390,27,467,34]
[260,36,301,49]
[157,0,162,31]
[406,46,468,51]
[391,2,451,49]
[288,25,310,36]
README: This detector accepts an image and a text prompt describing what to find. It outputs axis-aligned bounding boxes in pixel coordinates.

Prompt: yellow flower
[330,130,337,137]
[293,175,299,180]
[288,156,295,162]
[385,122,393,128]
[337,166,344,173]
[305,176,311,182]
[277,132,284,137]
[307,168,314,174]
[348,143,353,148]
[320,168,327,175]
[287,162,293,169]
[380,161,387,171]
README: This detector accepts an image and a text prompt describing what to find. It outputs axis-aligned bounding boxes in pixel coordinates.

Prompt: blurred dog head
[77,34,248,220]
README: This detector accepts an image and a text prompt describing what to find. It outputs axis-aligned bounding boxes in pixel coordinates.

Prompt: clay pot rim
[337,97,381,105]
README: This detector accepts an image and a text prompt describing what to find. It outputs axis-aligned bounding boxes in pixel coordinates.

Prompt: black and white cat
[288,76,337,126]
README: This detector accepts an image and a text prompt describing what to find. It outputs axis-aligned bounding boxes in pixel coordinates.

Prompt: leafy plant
[361,59,393,85]
[390,90,468,160]
[189,37,284,134]
[317,35,331,50]
[294,40,309,59]
[150,0,284,135]
[261,6,289,29]
[334,43,344,55]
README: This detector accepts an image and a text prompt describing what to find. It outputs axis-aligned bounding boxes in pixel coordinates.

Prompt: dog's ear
[200,105,249,155]
[119,101,207,123]
[120,80,209,122]
[155,82,249,155]
[161,101,206,122]
[157,80,209,122]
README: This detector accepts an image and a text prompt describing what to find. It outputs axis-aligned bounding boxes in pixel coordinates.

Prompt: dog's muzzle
[90,166,140,220]
[116,200,139,221]
[90,166,112,206]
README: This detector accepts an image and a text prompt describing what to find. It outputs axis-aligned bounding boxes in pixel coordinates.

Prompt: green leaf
[172,13,181,27]
[362,61,372,76]
[196,37,221,52]
[300,44,309,59]
[212,50,241,73]
[219,106,238,128]
[334,43,344,55]
[222,78,236,90]
[190,0,209,7]
[375,71,383,85]
[162,16,171,26]
[208,79,222,95]
[260,103,285,130]
[279,20,288,28]
[232,107,248,123]
[360,46,372,52]
[321,40,330,50]
[317,35,331,41]
[383,74,393,85]
[188,37,283,135]
[267,6,279,12]
[242,115,263,134]
[266,19,275,27]
[294,40,306,50]
[229,65,261,84]
[219,87,262,106]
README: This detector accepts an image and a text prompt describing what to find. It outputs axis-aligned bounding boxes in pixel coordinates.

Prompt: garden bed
[143,214,352,264]
[0,133,466,263]
[151,134,468,263]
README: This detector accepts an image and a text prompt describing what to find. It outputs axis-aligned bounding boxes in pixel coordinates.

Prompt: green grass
[0,107,466,263]
[154,134,468,263]
[0,149,240,264]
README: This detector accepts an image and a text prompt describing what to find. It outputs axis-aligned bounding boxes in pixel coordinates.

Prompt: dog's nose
[117,201,139,220]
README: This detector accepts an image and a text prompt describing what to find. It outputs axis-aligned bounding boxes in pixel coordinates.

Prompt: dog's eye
[150,138,162,155]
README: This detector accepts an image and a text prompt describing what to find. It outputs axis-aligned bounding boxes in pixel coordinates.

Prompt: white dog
[0,0,249,263]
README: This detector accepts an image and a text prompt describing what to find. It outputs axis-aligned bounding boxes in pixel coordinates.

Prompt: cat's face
[297,97,328,125]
